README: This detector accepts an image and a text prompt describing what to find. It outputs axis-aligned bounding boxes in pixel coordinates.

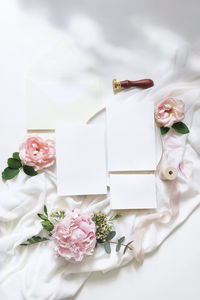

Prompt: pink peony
[154,97,184,128]
[19,136,56,171]
[52,210,96,263]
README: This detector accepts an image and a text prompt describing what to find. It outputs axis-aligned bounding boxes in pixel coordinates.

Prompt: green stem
[109,241,133,250]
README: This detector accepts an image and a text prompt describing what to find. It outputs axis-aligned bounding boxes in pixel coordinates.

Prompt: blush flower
[19,136,56,171]
[52,210,96,263]
[154,97,185,128]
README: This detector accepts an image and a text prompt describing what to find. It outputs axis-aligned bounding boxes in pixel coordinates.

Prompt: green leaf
[44,205,48,216]
[41,221,54,232]
[32,236,42,242]
[106,231,116,241]
[2,167,20,180]
[43,224,54,231]
[116,237,125,252]
[41,220,51,226]
[37,213,48,221]
[13,152,21,161]
[172,122,189,134]
[160,127,170,135]
[23,165,38,176]
[109,213,123,221]
[123,240,134,255]
[7,158,22,169]
[116,242,121,252]
[104,241,111,254]
[20,235,49,246]
[118,236,125,244]
[113,213,122,219]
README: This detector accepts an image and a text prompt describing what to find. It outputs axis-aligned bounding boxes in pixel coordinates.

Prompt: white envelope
[56,125,107,196]
[26,39,103,130]
[110,173,156,209]
[106,99,156,171]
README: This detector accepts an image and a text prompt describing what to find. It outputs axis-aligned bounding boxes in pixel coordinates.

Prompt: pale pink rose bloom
[154,97,185,128]
[19,136,56,171]
[52,210,96,263]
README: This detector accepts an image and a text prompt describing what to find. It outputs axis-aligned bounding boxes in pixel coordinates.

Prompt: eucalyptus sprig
[2,152,37,180]
[93,212,133,255]
[103,231,133,255]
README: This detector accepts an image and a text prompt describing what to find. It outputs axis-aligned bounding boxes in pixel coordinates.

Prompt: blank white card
[106,100,156,171]
[56,125,107,196]
[110,174,156,209]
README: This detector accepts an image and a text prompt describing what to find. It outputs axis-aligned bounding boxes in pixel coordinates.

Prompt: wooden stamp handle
[120,79,154,89]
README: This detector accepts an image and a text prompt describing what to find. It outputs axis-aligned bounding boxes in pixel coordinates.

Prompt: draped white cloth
[0,44,200,299]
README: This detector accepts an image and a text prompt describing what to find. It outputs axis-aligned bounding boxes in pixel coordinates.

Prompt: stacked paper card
[106,98,157,209]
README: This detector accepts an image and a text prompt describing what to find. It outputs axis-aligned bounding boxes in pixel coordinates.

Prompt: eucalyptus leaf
[123,240,134,255]
[172,122,189,134]
[118,236,125,244]
[23,165,38,176]
[7,158,22,169]
[13,152,21,161]
[116,242,121,252]
[104,241,111,254]
[106,231,116,241]
[160,126,170,135]
[116,236,125,252]
[2,167,20,180]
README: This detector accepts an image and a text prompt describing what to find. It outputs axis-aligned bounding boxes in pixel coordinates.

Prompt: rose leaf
[172,122,189,134]
[2,167,20,180]
[12,152,21,161]
[23,165,38,176]
[160,127,170,135]
[7,158,22,169]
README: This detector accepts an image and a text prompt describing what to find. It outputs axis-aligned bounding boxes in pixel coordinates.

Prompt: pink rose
[154,97,184,128]
[19,136,56,171]
[52,210,96,263]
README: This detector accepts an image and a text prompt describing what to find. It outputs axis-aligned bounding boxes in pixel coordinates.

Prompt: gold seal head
[112,78,121,93]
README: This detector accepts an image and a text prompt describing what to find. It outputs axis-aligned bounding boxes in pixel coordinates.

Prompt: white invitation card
[56,125,107,196]
[106,100,156,171]
[110,173,156,209]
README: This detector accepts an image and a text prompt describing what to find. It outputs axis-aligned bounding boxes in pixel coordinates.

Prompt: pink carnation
[52,210,96,263]
[154,97,184,128]
[19,136,56,171]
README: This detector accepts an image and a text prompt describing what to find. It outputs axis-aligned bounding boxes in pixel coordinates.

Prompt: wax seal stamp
[113,78,154,93]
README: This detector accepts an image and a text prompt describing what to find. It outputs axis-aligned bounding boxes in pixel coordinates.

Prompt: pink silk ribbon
[132,178,180,262]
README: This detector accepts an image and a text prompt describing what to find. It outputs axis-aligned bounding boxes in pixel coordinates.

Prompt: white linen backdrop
[0,40,200,299]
